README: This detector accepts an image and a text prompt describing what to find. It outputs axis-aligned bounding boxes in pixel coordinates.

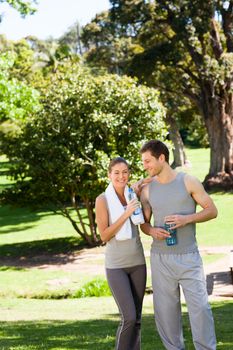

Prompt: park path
[0,245,232,300]
[37,245,233,300]
[65,245,233,300]
[199,246,233,300]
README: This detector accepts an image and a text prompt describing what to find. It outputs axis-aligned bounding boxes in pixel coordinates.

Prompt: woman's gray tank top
[148,172,198,254]
[104,195,145,269]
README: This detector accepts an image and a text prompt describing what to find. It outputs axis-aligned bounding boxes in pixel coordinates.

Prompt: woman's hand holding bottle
[125,198,140,217]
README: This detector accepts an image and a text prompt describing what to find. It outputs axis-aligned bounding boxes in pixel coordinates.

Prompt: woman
[95,157,146,350]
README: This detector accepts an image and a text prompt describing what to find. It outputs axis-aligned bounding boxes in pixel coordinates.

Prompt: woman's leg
[128,264,147,350]
[106,265,146,350]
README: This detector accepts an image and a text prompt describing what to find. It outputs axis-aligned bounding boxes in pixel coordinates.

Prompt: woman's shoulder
[95,193,107,208]
[96,192,105,199]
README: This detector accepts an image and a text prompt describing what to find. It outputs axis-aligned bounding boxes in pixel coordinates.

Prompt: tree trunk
[165,114,187,168]
[83,198,100,244]
[203,93,233,191]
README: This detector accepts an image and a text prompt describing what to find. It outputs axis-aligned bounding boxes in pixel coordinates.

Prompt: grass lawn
[0,297,232,349]
[0,266,98,298]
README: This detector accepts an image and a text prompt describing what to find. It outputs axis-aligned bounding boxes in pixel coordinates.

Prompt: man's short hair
[140,140,169,163]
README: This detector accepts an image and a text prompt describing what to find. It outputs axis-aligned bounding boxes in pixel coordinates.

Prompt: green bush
[73,278,111,298]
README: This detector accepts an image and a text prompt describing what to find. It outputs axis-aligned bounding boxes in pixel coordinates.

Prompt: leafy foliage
[0,52,41,123]
[0,0,37,20]
[1,62,167,245]
[74,278,111,298]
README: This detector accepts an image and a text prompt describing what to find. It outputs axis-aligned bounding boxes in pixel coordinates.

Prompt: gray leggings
[106,264,147,350]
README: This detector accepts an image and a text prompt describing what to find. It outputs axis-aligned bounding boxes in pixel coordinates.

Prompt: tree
[81,8,190,167]
[0,0,37,22]
[24,36,78,74]
[1,62,167,246]
[58,21,83,55]
[0,52,40,123]
[0,51,41,155]
[81,10,144,75]
[0,36,42,84]
[107,0,233,190]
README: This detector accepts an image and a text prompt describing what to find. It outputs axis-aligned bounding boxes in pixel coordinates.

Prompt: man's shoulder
[183,172,201,184]
[182,173,203,193]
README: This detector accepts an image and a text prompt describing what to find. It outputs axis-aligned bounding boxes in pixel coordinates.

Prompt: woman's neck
[115,187,127,206]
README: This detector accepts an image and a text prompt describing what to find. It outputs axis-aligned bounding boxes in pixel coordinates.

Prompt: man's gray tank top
[148,172,198,254]
[104,195,145,269]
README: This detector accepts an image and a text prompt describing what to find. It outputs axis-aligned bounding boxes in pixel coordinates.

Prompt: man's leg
[180,252,216,350]
[151,252,185,350]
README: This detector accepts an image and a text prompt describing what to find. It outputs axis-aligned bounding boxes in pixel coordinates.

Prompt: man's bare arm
[165,174,218,228]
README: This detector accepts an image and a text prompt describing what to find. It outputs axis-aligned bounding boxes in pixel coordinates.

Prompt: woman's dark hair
[108,157,129,172]
[140,140,169,163]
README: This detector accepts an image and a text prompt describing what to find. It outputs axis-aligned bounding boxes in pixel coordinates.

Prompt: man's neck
[156,165,177,184]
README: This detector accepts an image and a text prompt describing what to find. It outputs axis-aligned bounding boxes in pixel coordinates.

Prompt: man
[138,140,217,350]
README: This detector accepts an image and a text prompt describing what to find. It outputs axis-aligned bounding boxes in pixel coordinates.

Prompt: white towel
[105,182,132,240]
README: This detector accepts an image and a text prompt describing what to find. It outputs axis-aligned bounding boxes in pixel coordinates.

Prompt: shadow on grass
[0,205,52,234]
[1,319,114,350]
[0,236,85,265]
[0,317,162,350]
[0,302,232,349]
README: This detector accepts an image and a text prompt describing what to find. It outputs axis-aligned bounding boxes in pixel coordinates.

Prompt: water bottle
[164,222,177,246]
[128,188,141,215]
[128,187,145,225]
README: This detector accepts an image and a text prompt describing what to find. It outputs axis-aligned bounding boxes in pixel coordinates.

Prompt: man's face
[141,150,163,177]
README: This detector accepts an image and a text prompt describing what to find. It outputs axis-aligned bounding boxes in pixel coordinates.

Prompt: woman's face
[108,162,129,189]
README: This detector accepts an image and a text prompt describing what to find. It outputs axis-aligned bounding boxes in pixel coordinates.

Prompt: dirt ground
[199,246,233,301]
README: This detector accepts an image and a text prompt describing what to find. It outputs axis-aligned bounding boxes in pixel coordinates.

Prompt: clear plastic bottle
[128,187,141,215]
[128,187,145,225]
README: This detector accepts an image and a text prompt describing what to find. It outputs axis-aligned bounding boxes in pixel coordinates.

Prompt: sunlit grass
[0,267,100,299]
[0,298,232,349]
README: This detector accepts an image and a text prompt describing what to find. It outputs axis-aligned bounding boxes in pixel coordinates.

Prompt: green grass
[0,205,80,245]
[202,253,225,265]
[0,204,89,258]
[0,267,102,299]
[196,192,233,246]
[0,297,232,349]
[184,147,210,181]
